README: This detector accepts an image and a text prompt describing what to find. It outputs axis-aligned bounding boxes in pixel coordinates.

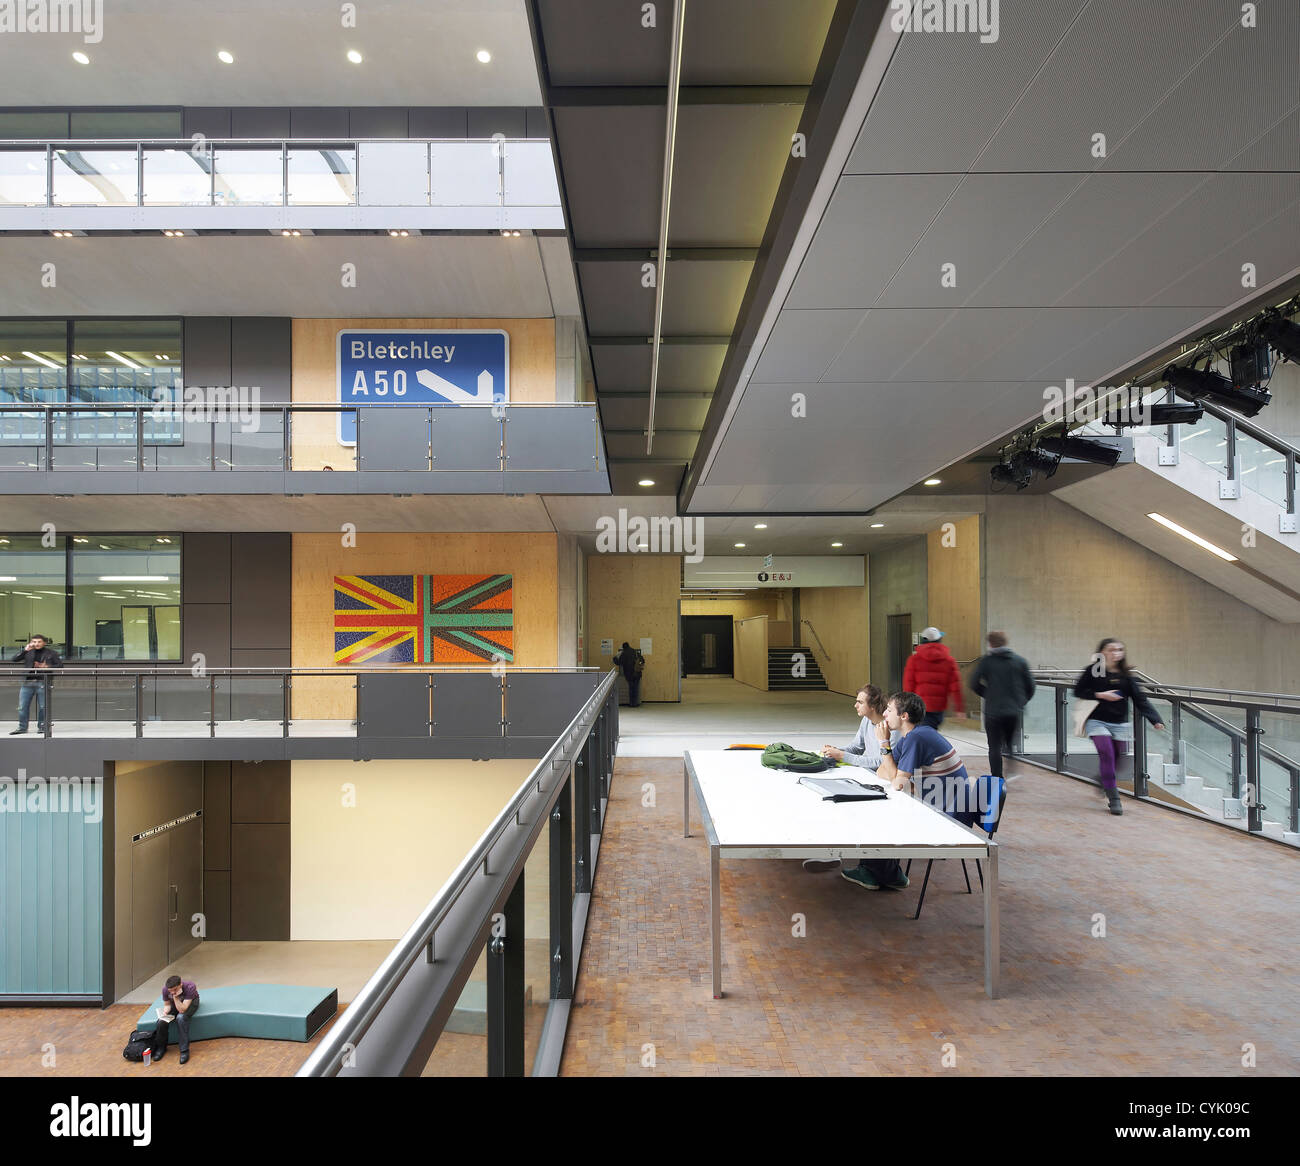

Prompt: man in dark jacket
[10,633,62,735]
[969,631,1035,778]
[613,641,644,707]
[902,627,964,729]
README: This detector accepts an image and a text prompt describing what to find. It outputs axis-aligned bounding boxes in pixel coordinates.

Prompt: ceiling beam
[598,390,713,399]
[574,247,758,262]
[589,335,730,346]
[548,85,808,107]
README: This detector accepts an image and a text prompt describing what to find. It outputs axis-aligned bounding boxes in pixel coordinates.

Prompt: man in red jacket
[902,627,964,730]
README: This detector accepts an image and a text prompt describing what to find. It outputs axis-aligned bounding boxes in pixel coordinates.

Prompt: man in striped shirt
[841,690,970,891]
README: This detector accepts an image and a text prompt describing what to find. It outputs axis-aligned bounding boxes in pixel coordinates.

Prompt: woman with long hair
[1073,638,1164,815]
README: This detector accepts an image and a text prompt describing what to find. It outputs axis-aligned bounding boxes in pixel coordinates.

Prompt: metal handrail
[0,137,542,146]
[1032,667,1300,709]
[0,665,601,676]
[298,667,617,1076]
[799,618,832,661]
[0,403,596,412]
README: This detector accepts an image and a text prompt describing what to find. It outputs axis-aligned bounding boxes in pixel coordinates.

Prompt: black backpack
[123,1029,155,1062]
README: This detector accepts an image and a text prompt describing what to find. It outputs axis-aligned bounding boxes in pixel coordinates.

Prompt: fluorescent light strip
[98,575,170,582]
[105,350,141,369]
[1146,513,1237,562]
[21,350,63,370]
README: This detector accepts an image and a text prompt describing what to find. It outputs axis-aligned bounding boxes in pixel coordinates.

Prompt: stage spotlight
[1230,340,1272,389]
[990,448,1059,490]
[1104,402,1204,428]
[1036,433,1122,466]
[1163,364,1271,417]
[1259,315,1300,364]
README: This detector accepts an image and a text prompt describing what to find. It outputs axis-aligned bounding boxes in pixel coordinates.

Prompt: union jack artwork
[333,573,514,665]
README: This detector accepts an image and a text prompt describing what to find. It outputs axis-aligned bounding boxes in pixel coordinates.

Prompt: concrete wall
[289,758,539,940]
[985,492,1300,692]
[926,515,982,721]
[585,554,681,702]
[868,538,928,691]
[800,585,869,696]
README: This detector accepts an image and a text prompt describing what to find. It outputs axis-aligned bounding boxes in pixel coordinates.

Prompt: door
[887,613,913,695]
[167,816,204,961]
[681,615,734,675]
[131,833,170,990]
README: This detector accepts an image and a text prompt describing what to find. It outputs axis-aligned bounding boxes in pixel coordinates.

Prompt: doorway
[130,812,203,991]
[681,615,734,676]
[886,613,913,694]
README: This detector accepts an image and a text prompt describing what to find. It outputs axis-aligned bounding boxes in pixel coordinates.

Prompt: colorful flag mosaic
[333,574,514,665]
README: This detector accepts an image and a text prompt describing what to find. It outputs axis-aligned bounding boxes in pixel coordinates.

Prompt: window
[0,536,67,659]
[0,534,182,662]
[0,320,68,404]
[70,535,180,661]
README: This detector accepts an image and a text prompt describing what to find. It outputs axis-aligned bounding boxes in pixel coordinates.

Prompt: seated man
[152,974,200,1065]
[841,691,969,891]
[803,683,899,873]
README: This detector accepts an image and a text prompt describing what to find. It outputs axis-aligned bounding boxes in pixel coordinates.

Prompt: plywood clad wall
[800,585,869,696]
[734,617,770,690]
[585,554,681,702]
[290,318,557,470]
[292,531,559,718]
[926,515,982,720]
[679,596,781,621]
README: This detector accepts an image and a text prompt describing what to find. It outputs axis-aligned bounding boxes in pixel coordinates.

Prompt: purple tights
[1091,735,1127,790]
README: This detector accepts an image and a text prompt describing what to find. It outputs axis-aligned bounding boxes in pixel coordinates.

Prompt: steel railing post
[549,773,573,1000]
[208,673,216,738]
[574,737,591,894]
[1132,711,1149,798]
[1289,767,1299,836]
[1170,698,1182,765]
[42,673,52,738]
[486,874,525,1077]
[282,672,290,738]
[135,673,143,737]
[1246,707,1263,833]
[1054,684,1067,772]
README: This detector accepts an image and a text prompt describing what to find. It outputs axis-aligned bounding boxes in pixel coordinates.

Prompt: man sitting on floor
[840,690,969,891]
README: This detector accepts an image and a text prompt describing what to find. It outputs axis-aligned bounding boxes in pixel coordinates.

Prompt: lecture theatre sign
[335,328,510,445]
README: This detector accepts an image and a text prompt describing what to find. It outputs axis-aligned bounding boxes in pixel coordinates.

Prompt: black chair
[909,774,1006,921]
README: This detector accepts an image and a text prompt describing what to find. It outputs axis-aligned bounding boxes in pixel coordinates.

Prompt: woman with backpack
[1073,638,1164,816]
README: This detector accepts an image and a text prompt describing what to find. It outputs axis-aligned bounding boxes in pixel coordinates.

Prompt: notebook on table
[797,776,889,802]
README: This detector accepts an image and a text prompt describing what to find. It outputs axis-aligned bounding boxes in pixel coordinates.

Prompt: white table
[683,750,999,999]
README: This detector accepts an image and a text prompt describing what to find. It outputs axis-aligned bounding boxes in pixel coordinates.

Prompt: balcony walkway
[561,746,1300,1075]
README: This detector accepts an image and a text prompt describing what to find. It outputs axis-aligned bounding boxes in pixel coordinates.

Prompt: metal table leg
[683,761,690,837]
[711,843,722,998]
[983,842,1000,999]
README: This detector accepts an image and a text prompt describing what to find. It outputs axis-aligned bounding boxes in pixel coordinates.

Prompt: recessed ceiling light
[831,542,843,547]
[870,522,884,529]
[217,50,234,64]
[754,523,767,529]
[72,51,89,64]
[638,478,655,486]
[734,542,746,548]
[924,478,942,486]
[476,49,492,63]
[347,49,363,64]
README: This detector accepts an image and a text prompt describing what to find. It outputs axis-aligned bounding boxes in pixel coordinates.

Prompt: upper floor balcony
[0,137,563,232]
[0,401,607,494]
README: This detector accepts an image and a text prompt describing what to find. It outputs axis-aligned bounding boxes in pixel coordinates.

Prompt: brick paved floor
[560,758,1300,1076]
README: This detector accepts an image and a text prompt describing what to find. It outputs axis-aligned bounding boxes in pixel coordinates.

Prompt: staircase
[767,646,829,691]
[1149,750,1295,842]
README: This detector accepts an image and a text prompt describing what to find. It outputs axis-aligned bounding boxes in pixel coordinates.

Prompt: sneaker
[9,728,26,735]
[802,858,841,873]
[884,871,910,890]
[840,865,881,891]
[1107,791,1123,815]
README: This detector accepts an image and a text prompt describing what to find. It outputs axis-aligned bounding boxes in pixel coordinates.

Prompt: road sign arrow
[415,367,494,404]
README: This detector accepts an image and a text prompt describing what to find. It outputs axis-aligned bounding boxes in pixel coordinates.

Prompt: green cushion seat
[138,983,338,1045]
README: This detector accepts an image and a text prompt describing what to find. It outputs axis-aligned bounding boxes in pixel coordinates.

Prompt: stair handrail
[798,618,832,661]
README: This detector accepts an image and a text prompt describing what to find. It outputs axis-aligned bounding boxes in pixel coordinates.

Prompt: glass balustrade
[1178,411,1229,474]
[1236,429,1289,507]
[213,148,284,205]
[0,149,48,205]
[287,146,356,205]
[142,145,213,205]
[51,148,138,205]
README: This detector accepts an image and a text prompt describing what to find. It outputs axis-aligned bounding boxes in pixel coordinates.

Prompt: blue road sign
[335,328,510,445]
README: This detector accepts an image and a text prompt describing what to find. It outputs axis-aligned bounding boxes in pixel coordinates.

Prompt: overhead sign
[336,328,510,445]
[685,556,864,589]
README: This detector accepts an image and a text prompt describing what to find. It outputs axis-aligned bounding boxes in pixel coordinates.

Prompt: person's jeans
[16,682,45,731]
[984,713,1021,778]
[857,858,904,885]
[922,710,945,730]
[154,999,199,1056]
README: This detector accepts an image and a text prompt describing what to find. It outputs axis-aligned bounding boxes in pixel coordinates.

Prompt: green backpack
[761,742,833,773]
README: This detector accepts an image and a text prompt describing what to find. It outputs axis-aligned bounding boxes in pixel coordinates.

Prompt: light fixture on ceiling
[105,350,141,369]
[387,229,410,237]
[831,542,844,548]
[753,523,767,529]
[0,576,16,582]
[163,229,186,237]
[99,575,171,583]
[155,537,172,543]
[500,229,521,237]
[870,523,884,529]
[217,50,234,63]
[637,478,655,486]
[734,542,746,548]
[1163,363,1270,417]
[347,49,363,64]
[22,350,63,370]
[280,229,302,237]
[924,478,942,486]
[72,51,89,64]
[51,230,74,238]
[1037,433,1122,467]
[476,49,492,63]
[1146,513,1237,562]
[72,537,88,543]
